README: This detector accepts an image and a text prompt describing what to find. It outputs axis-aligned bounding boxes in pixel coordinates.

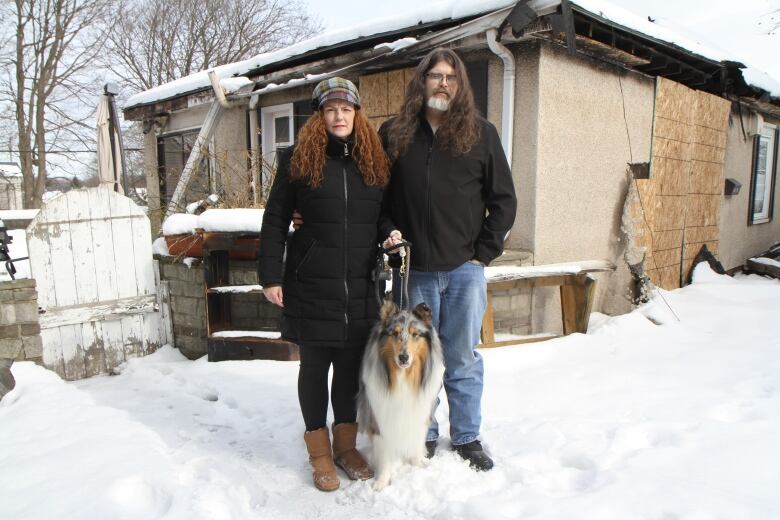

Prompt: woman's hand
[382,230,403,252]
[263,286,284,307]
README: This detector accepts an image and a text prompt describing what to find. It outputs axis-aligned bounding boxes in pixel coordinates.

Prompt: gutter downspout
[486,28,515,166]
[248,93,261,205]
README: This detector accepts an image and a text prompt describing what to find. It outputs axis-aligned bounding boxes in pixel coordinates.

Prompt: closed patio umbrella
[96,83,126,194]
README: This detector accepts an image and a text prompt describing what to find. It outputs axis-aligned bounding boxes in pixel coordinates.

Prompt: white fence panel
[27,186,164,380]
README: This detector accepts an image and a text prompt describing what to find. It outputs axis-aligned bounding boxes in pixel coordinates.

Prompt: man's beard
[427,95,450,112]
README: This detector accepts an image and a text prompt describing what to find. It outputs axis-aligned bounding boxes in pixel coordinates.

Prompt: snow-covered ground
[1,264,779,519]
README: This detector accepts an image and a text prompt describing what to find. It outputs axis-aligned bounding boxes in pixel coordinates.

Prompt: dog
[357,300,445,490]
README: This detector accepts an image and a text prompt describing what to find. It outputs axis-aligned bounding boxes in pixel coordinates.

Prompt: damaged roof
[123,0,780,119]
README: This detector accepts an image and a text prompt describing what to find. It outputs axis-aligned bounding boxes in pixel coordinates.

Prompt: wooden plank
[45,197,79,307]
[26,215,58,309]
[130,207,155,296]
[154,260,173,347]
[88,187,120,302]
[560,274,597,335]
[67,190,100,305]
[38,294,157,329]
[40,327,65,378]
[59,324,87,381]
[100,319,126,371]
[109,195,140,299]
[120,314,145,359]
[81,320,107,377]
[140,310,161,356]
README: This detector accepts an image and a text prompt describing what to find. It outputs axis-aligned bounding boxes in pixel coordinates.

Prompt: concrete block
[14,302,39,324]
[12,289,38,302]
[20,323,41,336]
[175,336,207,360]
[0,324,19,339]
[22,335,43,359]
[0,338,23,358]
[0,304,15,325]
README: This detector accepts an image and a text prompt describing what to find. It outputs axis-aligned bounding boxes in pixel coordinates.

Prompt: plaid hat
[311,77,361,110]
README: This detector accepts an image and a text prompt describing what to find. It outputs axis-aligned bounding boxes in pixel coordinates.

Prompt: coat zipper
[342,163,349,339]
[425,140,433,272]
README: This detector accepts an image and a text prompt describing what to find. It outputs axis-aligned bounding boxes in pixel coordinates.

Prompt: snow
[220,77,254,94]
[750,256,780,268]
[2,263,780,518]
[161,214,200,236]
[152,237,170,256]
[126,0,780,111]
[198,208,264,233]
[211,330,280,339]
[125,0,518,108]
[374,37,418,53]
[0,209,40,221]
[210,284,264,293]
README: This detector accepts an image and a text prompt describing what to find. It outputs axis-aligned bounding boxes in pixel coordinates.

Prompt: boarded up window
[627,77,730,289]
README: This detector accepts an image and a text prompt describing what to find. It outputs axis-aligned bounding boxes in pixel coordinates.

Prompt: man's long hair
[386,48,480,161]
[290,109,390,188]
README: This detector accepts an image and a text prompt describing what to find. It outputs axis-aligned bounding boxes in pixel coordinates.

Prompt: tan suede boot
[304,427,340,492]
[332,422,374,481]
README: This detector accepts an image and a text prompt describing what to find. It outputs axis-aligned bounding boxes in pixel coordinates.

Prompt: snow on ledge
[211,330,281,339]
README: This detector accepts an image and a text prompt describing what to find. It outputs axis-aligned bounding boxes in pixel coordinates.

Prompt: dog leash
[374,240,412,309]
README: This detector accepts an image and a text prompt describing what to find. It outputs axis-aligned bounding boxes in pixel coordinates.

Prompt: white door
[260,103,294,198]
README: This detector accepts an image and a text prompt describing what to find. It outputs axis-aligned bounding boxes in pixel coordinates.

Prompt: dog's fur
[357,301,445,490]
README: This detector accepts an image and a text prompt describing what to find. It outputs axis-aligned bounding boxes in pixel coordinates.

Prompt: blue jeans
[398,261,487,446]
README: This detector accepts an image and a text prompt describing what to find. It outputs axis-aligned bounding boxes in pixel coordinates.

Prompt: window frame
[748,122,778,225]
[156,128,214,211]
[259,103,295,198]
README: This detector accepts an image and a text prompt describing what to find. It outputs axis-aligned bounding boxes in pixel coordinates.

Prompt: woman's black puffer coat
[259,134,383,349]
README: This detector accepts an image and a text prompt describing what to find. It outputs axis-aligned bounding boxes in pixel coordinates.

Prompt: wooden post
[560,274,597,335]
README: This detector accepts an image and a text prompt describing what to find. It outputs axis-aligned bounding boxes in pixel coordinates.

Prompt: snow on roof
[0,163,21,177]
[125,0,780,110]
[125,0,517,109]
[570,0,780,98]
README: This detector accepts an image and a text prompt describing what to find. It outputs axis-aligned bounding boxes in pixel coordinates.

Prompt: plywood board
[359,73,388,117]
[387,69,407,115]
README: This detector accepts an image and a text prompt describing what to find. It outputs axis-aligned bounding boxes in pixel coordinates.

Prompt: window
[260,103,294,197]
[749,123,778,225]
[156,130,212,212]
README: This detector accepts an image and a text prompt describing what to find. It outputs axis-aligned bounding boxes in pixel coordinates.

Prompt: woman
[259,77,390,492]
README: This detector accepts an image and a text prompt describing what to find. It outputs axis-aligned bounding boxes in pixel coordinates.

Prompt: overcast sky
[306,0,780,80]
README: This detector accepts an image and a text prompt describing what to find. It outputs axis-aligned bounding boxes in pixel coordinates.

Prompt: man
[380,47,517,471]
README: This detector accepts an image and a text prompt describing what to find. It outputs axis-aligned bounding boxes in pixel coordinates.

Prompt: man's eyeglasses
[425,72,457,84]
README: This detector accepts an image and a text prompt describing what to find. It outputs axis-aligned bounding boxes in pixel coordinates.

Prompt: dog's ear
[412,303,433,326]
[379,300,398,324]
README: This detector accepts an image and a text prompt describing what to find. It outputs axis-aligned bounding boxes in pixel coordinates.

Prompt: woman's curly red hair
[290,110,390,188]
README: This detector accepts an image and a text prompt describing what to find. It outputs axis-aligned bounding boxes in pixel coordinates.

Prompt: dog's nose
[398,352,409,364]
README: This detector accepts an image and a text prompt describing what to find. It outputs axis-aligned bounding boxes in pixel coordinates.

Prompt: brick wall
[0,278,42,399]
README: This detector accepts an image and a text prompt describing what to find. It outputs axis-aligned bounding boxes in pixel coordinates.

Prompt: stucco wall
[532,43,655,326]
[719,109,780,269]
[212,107,251,206]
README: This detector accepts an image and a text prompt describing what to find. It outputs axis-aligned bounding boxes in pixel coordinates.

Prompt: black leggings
[298,345,364,431]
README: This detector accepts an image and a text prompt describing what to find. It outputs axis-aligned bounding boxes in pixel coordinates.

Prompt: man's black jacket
[379,116,517,271]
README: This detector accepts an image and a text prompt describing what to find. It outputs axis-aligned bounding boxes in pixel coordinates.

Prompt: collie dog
[358,300,445,490]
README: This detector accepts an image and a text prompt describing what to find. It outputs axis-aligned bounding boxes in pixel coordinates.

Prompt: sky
[307,0,780,81]
[2,263,779,518]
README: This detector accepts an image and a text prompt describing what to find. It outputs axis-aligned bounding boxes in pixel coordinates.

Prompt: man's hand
[263,286,284,307]
[382,230,403,253]
[291,210,303,230]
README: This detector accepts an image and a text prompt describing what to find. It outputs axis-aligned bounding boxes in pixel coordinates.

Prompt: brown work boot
[303,427,340,491]
[332,422,374,480]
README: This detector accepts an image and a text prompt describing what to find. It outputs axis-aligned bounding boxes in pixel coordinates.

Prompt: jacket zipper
[425,140,433,272]
[342,162,349,339]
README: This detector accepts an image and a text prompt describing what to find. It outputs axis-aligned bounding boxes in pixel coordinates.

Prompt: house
[124,0,780,337]
[0,162,23,211]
